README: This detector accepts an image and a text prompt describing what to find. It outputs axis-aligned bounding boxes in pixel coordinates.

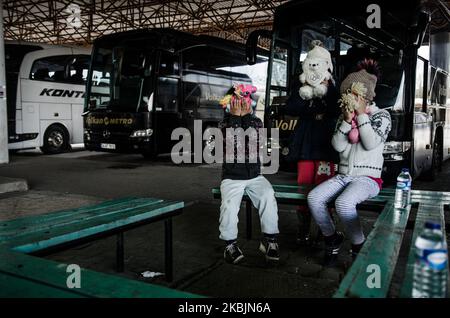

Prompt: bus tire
[41,125,69,155]
[423,141,442,181]
[141,149,157,160]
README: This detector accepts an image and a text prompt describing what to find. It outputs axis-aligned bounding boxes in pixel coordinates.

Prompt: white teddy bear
[299,40,334,100]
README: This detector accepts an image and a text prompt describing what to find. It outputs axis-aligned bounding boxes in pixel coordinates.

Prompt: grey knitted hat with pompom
[340,69,378,101]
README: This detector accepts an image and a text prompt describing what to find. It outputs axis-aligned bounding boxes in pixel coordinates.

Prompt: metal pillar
[116,232,124,272]
[0,0,9,164]
[164,218,173,282]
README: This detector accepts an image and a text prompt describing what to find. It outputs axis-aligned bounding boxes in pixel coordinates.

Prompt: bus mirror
[143,69,152,77]
[246,30,272,65]
[89,100,97,110]
[412,11,431,47]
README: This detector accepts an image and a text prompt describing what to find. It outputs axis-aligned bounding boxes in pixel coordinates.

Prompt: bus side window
[68,55,90,84]
[182,46,211,110]
[159,51,179,77]
[182,46,210,72]
[429,67,449,107]
[30,55,69,82]
[415,58,426,112]
[157,51,179,112]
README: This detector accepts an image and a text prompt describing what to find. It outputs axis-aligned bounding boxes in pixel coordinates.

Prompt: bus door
[154,50,181,153]
[4,44,42,144]
[265,41,291,159]
[413,56,433,176]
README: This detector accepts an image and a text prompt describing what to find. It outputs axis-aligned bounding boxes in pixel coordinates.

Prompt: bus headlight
[130,129,153,138]
[84,130,91,141]
[383,141,411,154]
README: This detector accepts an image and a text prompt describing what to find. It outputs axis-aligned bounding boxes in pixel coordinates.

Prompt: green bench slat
[0,250,200,298]
[212,186,393,204]
[6,200,184,253]
[411,191,450,204]
[212,185,450,205]
[0,198,166,239]
[400,202,449,298]
[0,272,85,298]
[334,203,412,298]
[0,197,148,234]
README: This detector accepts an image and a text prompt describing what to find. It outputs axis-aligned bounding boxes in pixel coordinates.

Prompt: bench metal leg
[165,218,173,282]
[116,232,124,272]
[246,200,252,240]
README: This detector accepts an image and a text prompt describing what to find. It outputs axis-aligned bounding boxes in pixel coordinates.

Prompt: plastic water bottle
[412,222,448,298]
[394,168,412,209]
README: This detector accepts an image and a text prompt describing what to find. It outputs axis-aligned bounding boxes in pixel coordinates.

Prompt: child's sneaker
[259,237,280,262]
[350,241,365,262]
[224,242,244,264]
[323,232,345,267]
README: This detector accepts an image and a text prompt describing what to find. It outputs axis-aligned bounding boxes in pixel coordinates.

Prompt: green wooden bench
[0,197,201,298]
[212,184,450,298]
[212,184,393,240]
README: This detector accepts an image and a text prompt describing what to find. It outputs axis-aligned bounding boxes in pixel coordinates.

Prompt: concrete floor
[0,149,449,297]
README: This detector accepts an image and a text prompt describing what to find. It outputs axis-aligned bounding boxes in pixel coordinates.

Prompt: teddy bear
[220,83,257,113]
[299,40,333,100]
[317,161,332,176]
[338,82,370,144]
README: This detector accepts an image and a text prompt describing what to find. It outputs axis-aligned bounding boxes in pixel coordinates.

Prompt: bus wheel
[41,125,69,154]
[424,141,442,181]
[141,149,157,160]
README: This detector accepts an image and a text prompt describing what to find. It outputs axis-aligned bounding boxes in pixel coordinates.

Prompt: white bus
[5,41,91,154]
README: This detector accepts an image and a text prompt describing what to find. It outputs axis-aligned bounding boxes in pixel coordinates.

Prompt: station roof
[1,0,449,46]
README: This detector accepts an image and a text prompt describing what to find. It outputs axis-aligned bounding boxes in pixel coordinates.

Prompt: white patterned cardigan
[332,104,392,178]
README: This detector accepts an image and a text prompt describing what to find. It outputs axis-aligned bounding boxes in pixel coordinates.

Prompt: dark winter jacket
[283,83,340,162]
[219,113,263,180]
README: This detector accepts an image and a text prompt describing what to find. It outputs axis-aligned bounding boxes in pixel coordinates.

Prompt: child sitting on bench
[218,92,280,264]
[307,59,392,266]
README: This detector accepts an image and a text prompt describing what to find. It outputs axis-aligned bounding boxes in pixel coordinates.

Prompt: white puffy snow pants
[219,176,279,241]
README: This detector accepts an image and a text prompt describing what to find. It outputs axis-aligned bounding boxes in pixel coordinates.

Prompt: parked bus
[83,28,268,158]
[246,0,450,180]
[5,41,91,154]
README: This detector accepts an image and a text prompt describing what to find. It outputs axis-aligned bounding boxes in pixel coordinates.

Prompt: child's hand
[240,99,252,116]
[230,98,242,116]
[343,109,354,124]
[354,95,368,115]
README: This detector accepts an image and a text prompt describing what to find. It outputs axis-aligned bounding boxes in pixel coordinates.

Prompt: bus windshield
[88,39,155,112]
[295,21,405,110]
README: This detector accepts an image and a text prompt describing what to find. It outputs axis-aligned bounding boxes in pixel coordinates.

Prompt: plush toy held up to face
[338,82,370,144]
[220,83,258,113]
[299,40,334,100]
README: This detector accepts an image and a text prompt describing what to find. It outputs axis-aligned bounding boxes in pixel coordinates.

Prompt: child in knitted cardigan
[307,59,392,266]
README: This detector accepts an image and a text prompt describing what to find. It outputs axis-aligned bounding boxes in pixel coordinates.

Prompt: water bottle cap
[424,222,441,230]
[401,168,409,172]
